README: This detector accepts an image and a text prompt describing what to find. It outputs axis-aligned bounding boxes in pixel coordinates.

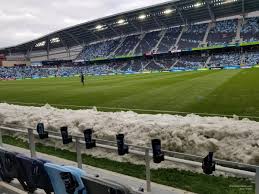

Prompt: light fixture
[35,41,46,47]
[223,0,237,4]
[50,37,60,43]
[117,19,126,24]
[95,25,103,30]
[138,14,146,20]
[194,2,202,7]
[164,9,173,15]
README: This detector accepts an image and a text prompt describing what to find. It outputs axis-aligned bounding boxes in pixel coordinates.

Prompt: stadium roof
[1,0,259,54]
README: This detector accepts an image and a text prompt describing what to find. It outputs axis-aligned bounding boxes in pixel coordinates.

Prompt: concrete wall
[2,60,31,67]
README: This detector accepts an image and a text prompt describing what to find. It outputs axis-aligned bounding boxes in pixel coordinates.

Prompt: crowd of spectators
[0,65,118,79]
[115,35,140,56]
[134,31,161,55]
[210,52,241,67]
[244,51,259,66]
[75,17,259,61]
[178,23,208,50]
[176,55,207,68]
[207,19,238,46]
[157,27,181,53]
[241,17,259,42]
[77,39,120,60]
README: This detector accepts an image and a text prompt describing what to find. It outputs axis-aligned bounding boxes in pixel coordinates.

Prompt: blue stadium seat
[44,163,86,194]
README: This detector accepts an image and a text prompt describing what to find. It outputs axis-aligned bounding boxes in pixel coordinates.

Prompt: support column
[145,148,151,192]
[28,128,36,158]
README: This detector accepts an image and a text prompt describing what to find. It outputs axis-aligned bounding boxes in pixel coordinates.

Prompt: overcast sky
[0,0,170,48]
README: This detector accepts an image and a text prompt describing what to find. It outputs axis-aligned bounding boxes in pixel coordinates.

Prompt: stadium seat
[15,154,53,194]
[60,126,73,144]
[36,123,49,139]
[44,163,86,194]
[0,148,16,182]
[0,149,30,191]
[81,175,132,194]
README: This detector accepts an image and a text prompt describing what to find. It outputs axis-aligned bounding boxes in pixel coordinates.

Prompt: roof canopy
[1,0,259,54]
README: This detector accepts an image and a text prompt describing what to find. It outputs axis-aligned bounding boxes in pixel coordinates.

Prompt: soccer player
[80,72,85,86]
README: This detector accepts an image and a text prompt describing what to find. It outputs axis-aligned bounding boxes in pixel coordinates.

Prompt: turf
[1,69,259,118]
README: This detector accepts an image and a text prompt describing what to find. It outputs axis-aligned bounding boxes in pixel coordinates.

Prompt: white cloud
[63,18,87,25]
[0,0,169,48]
[15,31,42,38]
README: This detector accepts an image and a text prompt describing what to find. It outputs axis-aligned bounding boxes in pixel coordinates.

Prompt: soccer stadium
[0,0,259,193]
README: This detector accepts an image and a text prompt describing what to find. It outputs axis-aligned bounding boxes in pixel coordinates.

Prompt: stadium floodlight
[50,37,60,44]
[117,19,126,24]
[35,41,46,47]
[164,9,173,15]
[95,25,103,30]
[194,2,202,7]
[138,14,146,20]
[223,0,238,4]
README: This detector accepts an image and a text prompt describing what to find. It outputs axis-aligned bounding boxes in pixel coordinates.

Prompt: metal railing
[0,125,258,193]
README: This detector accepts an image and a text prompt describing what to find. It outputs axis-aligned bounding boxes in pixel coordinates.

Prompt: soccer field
[1,69,259,118]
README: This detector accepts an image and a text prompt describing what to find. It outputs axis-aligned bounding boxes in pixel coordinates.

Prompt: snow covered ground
[0,103,259,165]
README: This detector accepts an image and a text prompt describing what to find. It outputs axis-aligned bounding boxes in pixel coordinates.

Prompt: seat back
[44,163,86,194]
[81,175,132,194]
[16,154,53,193]
[0,148,19,182]
[36,123,49,139]
[60,126,73,144]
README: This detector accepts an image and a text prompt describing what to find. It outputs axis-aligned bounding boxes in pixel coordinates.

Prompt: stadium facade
[0,0,259,77]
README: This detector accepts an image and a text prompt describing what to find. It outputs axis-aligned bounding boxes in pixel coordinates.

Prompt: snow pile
[0,103,259,165]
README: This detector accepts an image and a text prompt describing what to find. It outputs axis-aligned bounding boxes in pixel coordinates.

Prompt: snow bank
[0,103,259,165]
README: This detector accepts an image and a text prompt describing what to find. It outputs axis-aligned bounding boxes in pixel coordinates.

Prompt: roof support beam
[26,44,34,59]
[205,0,216,22]
[80,26,103,41]
[242,0,246,17]
[59,36,69,49]
[58,36,72,59]
[62,31,82,47]
[46,36,50,60]
[107,24,121,37]
[151,15,164,29]
[174,6,187,25]
[128,21,141,33]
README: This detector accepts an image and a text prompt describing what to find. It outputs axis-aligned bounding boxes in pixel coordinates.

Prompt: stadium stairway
[0,144,195,194]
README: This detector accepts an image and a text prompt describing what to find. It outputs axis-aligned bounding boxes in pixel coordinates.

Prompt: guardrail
[0,125,258,193]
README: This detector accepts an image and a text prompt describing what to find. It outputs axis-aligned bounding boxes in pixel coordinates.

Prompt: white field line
[1,100,259,119]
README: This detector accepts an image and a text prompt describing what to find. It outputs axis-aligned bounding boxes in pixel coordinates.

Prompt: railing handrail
[0,124,257,173]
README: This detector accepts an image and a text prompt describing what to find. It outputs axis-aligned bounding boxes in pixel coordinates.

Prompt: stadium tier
[207,19,238,46]
[1,48,259,79]
[134,31,161,55]
[157,27,181,53]
[241,17,259,42]
[210,52,241,67]
[75,16,259,62]
[178,23,208,49]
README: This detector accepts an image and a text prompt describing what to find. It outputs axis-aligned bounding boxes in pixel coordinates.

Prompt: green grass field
[1,69,259,117]
[1,69,258,194]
